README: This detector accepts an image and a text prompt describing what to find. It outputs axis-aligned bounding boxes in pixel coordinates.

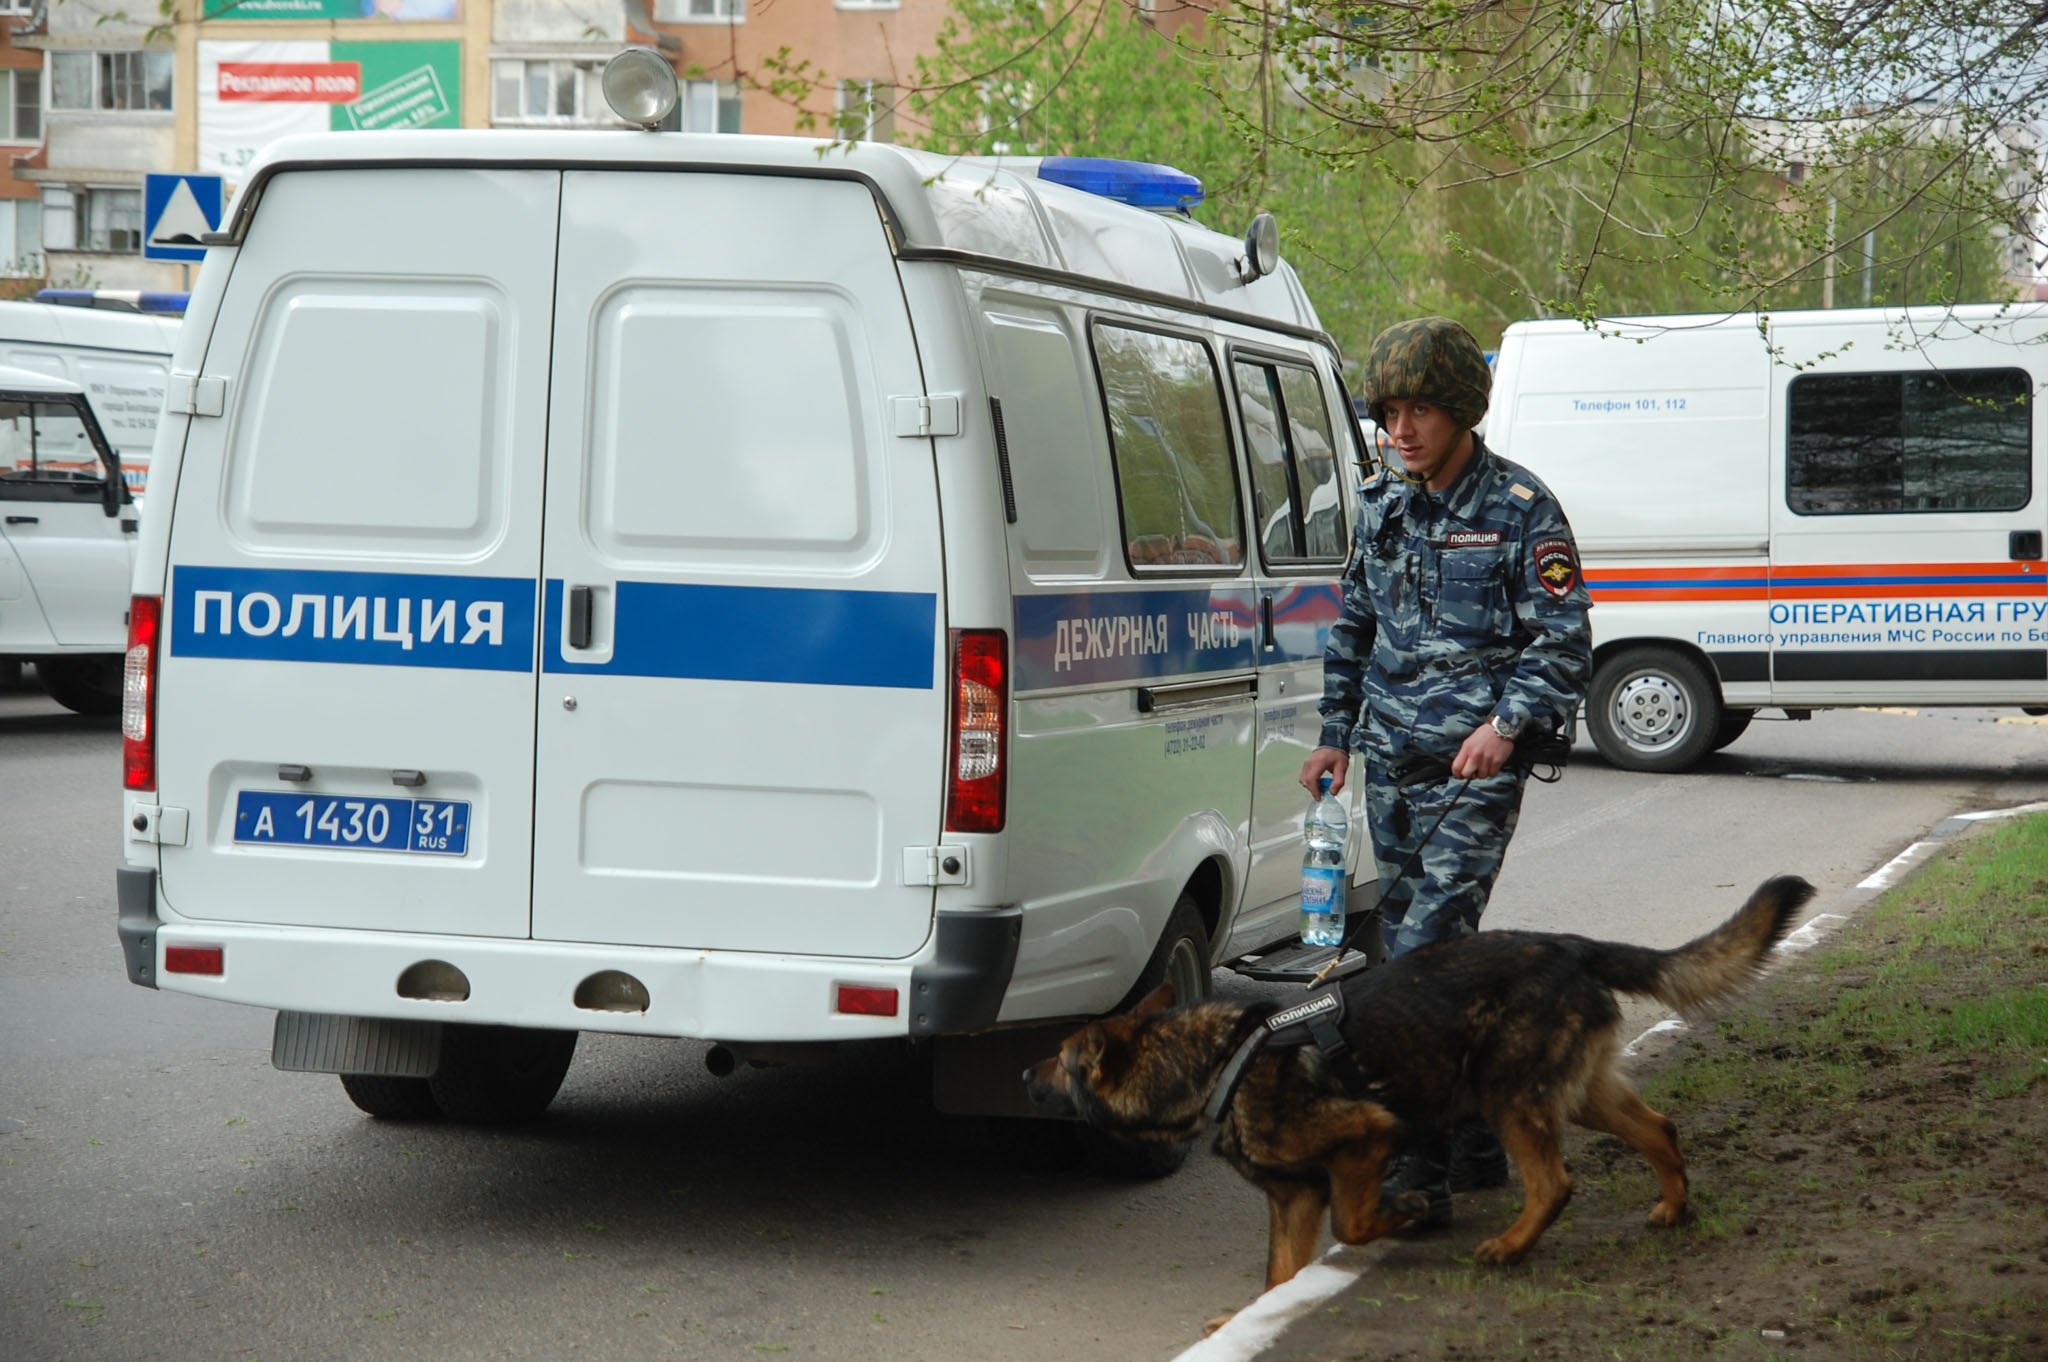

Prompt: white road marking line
[1949,800,2048,822]
[1776,912,1847,953]
[1857,842,1934,890]
[1168,1246,1377,1362]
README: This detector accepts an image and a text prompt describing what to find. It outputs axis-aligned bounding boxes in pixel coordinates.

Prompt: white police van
[0,299,179,499]
[1489,304,2048,772]
[0,364,135,713]
[117,59,1376,1146]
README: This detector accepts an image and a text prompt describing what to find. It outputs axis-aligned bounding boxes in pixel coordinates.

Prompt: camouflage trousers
[1361,759,1527,958]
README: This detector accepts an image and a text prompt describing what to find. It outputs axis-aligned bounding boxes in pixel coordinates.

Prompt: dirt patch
[1260,834,2048,1362]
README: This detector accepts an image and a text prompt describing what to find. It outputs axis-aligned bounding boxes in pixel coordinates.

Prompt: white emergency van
[0,364,135,713]
[117,101,1380,1153]
[0,299,178,498]
[1489,304,2048,772]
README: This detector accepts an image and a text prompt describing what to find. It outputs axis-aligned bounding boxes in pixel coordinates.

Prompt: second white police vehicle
[119,59,1379,1156]
[1491,304,2048,771]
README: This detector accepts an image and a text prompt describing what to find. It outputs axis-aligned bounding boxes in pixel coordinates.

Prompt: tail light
[123,595,161,792]
[945,629,1007,833]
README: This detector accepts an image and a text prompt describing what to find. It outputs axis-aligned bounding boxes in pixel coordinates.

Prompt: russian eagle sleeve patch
[1534,536,1579,598]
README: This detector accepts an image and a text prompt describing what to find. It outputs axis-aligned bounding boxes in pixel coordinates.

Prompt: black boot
[1447,1117,1509,1191]
[1381,1141,1453,1230]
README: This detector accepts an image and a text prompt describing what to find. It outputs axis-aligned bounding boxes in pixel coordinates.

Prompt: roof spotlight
[1241,213,1281,284]
[602,48,679,131]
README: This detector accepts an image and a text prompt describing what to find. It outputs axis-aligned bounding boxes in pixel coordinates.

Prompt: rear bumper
[130,878,1021,1043]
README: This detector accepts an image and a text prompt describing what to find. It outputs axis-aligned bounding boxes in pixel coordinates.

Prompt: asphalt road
[5,681,2046,1362]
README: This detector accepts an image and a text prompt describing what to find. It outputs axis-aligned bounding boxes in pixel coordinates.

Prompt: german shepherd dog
[1024,875,1814,1290]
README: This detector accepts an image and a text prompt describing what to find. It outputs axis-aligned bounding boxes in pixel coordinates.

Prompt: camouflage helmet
[1361,316,1491,430]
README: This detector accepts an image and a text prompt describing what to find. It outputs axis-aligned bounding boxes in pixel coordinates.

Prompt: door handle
[4,515,37,524]
[2011,530,2042,561]
[1260,594,1276,649]
[567,585,594,650]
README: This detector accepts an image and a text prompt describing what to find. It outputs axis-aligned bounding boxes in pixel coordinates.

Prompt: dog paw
[1647,1200,1691,1227]
[1388,1190,1430,1220]
[1202,1312,1237,1337]
[1474,1235,1529,1265]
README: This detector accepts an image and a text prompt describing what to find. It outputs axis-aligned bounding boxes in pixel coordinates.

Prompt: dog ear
[1075,1023,1110,1069]
[1131,981,1177,1016]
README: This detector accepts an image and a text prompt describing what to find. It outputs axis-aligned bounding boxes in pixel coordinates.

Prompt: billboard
[203,1,461,18]
[198,39,462,189]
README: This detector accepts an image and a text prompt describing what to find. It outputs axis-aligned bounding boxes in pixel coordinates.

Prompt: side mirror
[102,466,125,517]
[1239,213,1281,284]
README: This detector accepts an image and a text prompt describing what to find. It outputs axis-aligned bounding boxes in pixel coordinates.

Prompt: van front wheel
[1587,648,1722,774]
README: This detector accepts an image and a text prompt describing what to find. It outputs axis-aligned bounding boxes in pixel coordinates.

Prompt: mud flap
[272,1011,443,1077]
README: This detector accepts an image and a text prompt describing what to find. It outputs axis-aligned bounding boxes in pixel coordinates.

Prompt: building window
[40,186,143,254]
[491,58,610,125]
[681,79,741,134]
[0,199,41,276]
[1092,322,1244,571]
[654,0,744,21]
[0,70,40,142]
[836,80,895,143]
[49,50,174,113]
[1787,368,2031,514]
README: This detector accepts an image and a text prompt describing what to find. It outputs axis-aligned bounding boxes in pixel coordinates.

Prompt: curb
[1166,797,2048,1362]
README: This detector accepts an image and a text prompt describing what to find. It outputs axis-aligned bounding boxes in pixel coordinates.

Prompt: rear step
[1230,940,1378,985]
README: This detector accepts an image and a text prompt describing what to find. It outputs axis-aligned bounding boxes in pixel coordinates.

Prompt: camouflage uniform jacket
[1317,438,1593,762]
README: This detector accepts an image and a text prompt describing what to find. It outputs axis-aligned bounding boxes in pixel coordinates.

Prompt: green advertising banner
[204,1,461,19]
[330,40,461,131]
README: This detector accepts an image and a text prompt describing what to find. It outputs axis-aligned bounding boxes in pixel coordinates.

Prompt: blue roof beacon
[1035,157,1205,212]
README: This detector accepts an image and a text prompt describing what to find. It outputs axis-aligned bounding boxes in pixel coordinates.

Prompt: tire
[36,656,122,716]
[1710,708,1754,752]
[1586,647,1723,774]
[339,1073,441,1120]
[426,1024,578,1124]
[1085,891,1215,1179]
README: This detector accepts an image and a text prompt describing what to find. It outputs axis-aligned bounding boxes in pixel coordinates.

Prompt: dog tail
[1582,875,1816,1015]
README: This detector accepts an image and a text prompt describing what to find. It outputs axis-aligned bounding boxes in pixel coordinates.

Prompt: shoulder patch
[1533,537,1579,599]
[1509,483,1535,502]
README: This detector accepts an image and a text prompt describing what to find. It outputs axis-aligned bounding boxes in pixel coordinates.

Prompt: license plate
[233,791,471,856]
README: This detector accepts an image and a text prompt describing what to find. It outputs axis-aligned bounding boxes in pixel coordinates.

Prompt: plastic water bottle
[1300,775,1348,948]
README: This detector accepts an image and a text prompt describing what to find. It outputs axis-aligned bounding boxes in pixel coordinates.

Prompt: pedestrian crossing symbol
[144,174,225,263]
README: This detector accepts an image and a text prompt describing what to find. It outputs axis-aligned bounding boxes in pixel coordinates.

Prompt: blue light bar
[1037,157,1203,211]
[35,288,190,315]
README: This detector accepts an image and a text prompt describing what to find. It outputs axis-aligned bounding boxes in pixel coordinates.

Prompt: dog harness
[1202,985,1373,1123]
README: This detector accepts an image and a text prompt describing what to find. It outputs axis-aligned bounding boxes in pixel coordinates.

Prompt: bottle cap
[1318,774,1333,795]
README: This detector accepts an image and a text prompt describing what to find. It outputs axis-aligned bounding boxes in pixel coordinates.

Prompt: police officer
[1298,315,1592,1223]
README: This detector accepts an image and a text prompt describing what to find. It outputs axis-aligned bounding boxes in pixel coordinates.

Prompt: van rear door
[153,168,559,940]
[529,171,946,959]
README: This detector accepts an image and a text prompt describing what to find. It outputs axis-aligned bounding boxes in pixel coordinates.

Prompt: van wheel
[339,1073,441,1120]
[1084,891,1214,1179]
[37,656,122,716]
[1711,708,1754,751]
[1587,647,1722,773]
[426,1025,578,1124]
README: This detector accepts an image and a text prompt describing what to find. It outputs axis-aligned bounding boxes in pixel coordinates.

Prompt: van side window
[1233,359,1347,564]
[1092,322,1244,571]
[1788,368,2030,514]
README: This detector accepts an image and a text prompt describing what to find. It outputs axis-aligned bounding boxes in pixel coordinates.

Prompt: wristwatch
[1489,713,1520,742]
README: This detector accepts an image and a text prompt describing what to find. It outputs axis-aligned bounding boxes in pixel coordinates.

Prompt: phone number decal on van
[234,791,471,856]
[170,566,537,672]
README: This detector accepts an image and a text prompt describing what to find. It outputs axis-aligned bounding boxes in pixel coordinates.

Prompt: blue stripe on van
[168,565,538,672]
[541,578,936,690]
